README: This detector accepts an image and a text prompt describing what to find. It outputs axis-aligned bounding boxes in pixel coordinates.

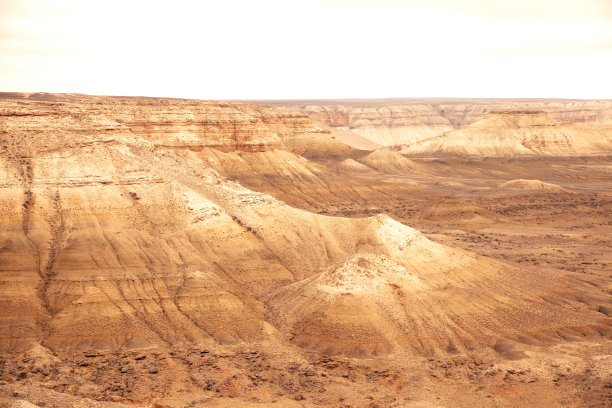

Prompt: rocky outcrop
[0,125,376,350]
[437,100,612,128]
[267,216,602,357]
[306,109,350,127]
[299,104,454,146]
[0,93,322,153]
[0,94,607,358]
[264,99,612,150]
[401,111,612,156]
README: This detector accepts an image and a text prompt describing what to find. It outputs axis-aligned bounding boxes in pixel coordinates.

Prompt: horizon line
[1,91,611,103]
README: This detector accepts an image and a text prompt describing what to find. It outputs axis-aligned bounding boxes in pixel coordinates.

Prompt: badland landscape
[0,93,610,407]
[1,1,611,407]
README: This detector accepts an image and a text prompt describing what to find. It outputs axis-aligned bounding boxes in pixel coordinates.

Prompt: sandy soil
[2,156,609,408]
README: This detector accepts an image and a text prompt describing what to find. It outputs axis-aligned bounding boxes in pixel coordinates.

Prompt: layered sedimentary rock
[267,216,605,357]
[0,129,375,350]
[0,93,321,153]
[0,94,334,350]
[300,104,454,146]
[261,98,612,150]
[401,110,612,156]
[437,100,612,127]
[0,94,608,359]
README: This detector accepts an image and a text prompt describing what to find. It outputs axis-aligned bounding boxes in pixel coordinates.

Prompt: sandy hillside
[0,93,610,408]
[499,179,573,193]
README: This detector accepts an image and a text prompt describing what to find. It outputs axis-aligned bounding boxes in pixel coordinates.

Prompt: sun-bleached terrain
[263,99,612,152]
[401,110,612,156]
[0,93,610,408]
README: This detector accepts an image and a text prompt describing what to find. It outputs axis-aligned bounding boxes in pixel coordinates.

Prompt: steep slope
[268,216,607,357]
[359,148,420,173]
[260,98,612,150]
[401,111,612,156]
[300,104,454,146]
[337,158,373,173]
[0,96,367,350]
[267,253,414,357]
[182,148,413,206]
[309,118,381,150]
[0,93,324,153]
[437,99,612,127]
[0,94,608,361]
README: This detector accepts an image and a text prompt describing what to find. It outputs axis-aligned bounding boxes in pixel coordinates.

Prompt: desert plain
[0,93,610,407]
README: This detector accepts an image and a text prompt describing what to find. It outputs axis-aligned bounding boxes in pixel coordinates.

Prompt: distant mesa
[400,110,612,156]
[258,98,612,152]
[489,109,545,115]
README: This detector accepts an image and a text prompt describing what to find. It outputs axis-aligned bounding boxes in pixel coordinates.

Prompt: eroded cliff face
[401,110,612,156]
[437,100,612,128]
[0,106,375,350]
[301,104,454,146]
[0,94,326,350]
[0,93,321,153]
[270,99,612,149]
[0,94,608,361]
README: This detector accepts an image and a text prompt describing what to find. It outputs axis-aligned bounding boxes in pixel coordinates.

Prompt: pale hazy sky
[1,0,611,99]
